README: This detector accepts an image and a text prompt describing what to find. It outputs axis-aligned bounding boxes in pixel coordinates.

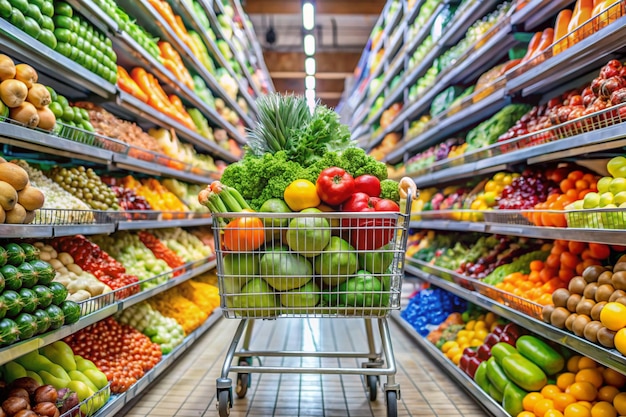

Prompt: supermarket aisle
[121,314,486,417]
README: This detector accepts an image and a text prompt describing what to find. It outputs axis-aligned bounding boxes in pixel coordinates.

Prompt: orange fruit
[614,328,626,356]
[575,368,604,389]
[557,373,577,391]
[567,356,582,373]
[553,393,577,412]
[602,367,626,388]
[542,384,564,399]
[518,412,536,417]
[546,410,565,417]
[567,381,597,401]
[597,385,620,403]
[568,171,585,181]
[600,302,626,331]
[561,252,581,270]
[590,401,617,417]
[613,392,626,414]
[564,403,591,417]
[577,357,598,370]
[524,392,546,411]
[535,399,556,417]
[578,401,593,409]
[568,241,586,255]
[588,243,611,260]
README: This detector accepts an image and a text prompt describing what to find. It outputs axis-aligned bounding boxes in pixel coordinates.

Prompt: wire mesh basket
[60,382,111,417]
[483,210,534,226]
[565,208,626,229]
[34,208,111,225]
[212,199,412,319]
[472,280,544,320]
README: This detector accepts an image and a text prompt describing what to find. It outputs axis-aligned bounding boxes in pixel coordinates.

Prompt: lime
[53,27,71,43]
[48,102,63,118]
[0,0,12,18]
[9,8,26,30]
[40,0,53,17]
[38,28,56,49]
[54,1,72,17]
[23,16,41,39]
[25,3,42,24]
[62,106,75,123]
[40,15,53,30]
[54,41,71,57]
[8,0,27,12]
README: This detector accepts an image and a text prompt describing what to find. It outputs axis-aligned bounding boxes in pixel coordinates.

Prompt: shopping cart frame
[213,193,413,417]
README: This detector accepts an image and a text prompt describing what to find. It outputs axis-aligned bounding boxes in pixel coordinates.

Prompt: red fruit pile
[497,170,558,210]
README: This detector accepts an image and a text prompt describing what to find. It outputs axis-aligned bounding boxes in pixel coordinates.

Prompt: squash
[0,162,30,191]
[5,203,26,224]
[26,83,51,108]
[17,185,44,211]
[10,101,39,127]
[0,79,28,108]
[0,54,16,81]
[14,64,37,88]
[36,106,55,131]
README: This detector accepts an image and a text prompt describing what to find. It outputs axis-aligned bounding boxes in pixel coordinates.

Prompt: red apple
[467,357,482,379]
[484,333,500,347]
[463,347,477,357]
[477,344,492,361]
[459,354,470,372]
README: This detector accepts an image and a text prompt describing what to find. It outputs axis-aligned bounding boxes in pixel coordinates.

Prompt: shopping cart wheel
[367,375,378,401]
[217,389,231,417]
[386,391,398,417]
[236,360,250,398]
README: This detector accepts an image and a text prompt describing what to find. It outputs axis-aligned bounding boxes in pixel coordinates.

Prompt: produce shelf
[510,0,575,31]
[64,0,120,34]
[0,258,217,367]
[92,308,222,417]
[112,152,220,185]
[404,263,626,372]
[384,85,507,162]
[116,0,254,128]
[391,311,508,417]
[106,91,239,162]
[172,0,260,112]
[116,214,213,230]
[437,0,502,48]
[507,8,626,96]
[0,20,116,100]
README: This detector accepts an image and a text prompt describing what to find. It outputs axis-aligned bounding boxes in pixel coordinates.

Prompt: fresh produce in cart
[198,94,417,317]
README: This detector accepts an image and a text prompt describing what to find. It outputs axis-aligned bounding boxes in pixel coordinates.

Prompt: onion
[9,102,39,127]
[36,106,56,131]
[0,79,28,108]
[14,64,37,88]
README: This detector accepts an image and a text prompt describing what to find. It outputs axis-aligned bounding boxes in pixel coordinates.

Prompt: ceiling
[242,0,386,108]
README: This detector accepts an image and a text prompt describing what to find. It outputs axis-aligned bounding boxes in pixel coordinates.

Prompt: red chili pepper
[341,193,400,250]
[316,167,355,206]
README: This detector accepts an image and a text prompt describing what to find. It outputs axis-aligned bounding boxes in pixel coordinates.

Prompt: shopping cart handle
[399,177,418,200]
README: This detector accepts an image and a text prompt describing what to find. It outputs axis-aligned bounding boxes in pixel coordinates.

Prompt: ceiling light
[306,88,315,101]
[304,34,315,56]
[305,57,315,75]
[302,2,315,31]
[305,75,315,90]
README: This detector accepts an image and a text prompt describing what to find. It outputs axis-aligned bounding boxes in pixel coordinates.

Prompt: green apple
[583,192,601,209]
[614,191,626,205]
[599,192,615,207]
[607,156,626,178]
[597,176,613,194]
[280,281,321,312]
[609,177,626,194]
[229,278,279,317]
[566,200,584,210]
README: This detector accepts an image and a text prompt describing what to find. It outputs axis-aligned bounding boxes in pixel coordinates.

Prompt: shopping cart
[212,192,413,417]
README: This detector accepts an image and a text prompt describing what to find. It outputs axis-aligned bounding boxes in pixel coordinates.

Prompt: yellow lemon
[284,179,320,211]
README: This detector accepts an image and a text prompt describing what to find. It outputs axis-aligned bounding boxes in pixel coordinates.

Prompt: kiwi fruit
[583,265,607,283]
[597,271,614,286]
[568,277,587,295]
[583,282,599,300]
[576,298,596,316]
[595,284,615,303]
[572,315,591,337]
[550,307,570,329]
[567,294,582,313]
[591,301,607,321]
[597,327,616,348]
[542,304,555,324]
[611,271,626,291]
[609,289,626,302]
[583,320,603,343]
[552,288,571,308]
[565,313,579,332]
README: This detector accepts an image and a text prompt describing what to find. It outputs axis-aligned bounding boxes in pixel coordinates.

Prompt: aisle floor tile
[122,315,488,417]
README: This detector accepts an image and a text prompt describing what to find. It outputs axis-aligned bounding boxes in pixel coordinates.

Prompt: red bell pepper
[341,193,400,250]
[354,174,381,197]
[316,167,355,206]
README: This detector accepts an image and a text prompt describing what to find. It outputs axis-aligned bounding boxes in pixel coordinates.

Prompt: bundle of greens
[221,94,392,210]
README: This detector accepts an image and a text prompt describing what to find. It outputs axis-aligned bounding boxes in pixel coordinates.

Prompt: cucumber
[32,285,53,308]
[14,313,36,340]
[17,262,37,288]
[32,309,51,334]
[19,243,39,262]
[19,288,38,314]
[1,265,22,291]
[0,318,20,346]
[516,335,565,376]
[2,290,23,318]
[501,353,548,392]
[4,243,26,266]
[48,282,68,305]
[60,300,80,324]
[30,260,54,285]
[45,304,64,330]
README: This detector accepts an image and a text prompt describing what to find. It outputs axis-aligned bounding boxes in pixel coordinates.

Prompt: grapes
[497,170,558,210]
[48,166,121,211]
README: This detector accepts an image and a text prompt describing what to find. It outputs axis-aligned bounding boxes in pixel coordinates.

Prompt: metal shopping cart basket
[212,192,413,417]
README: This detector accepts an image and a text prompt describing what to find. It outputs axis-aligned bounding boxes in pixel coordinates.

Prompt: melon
[0,162,29,191]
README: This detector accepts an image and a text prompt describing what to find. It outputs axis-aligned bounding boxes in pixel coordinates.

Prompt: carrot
[117,66,148,103]
[520,31,543,63]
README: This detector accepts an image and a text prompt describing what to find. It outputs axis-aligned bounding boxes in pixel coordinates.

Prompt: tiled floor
[121,313,487,417]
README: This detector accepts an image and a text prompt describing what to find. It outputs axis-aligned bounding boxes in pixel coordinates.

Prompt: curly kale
[380,179,400,202]
[220,151,306,210]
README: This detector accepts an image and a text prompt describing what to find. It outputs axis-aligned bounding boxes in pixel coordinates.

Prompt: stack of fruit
[147,287,209,334]
[0,55,57,131]
[497,169,559,210]
[111,175,189,214]
[0,0,56,49]
[400,287,468,336]
[2,341,110,414]
[436,311,500,365]
[0,159,46,224]
[0,242,80,346]
[463,172,519,220]
[136,231,185,273]
[47,165,120,211]
[64,317,162,393]
[34,241,113,302]
[48,87,97,140]
[90,232,171,290]
[151,228,214,262]
[566,156,626,228]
